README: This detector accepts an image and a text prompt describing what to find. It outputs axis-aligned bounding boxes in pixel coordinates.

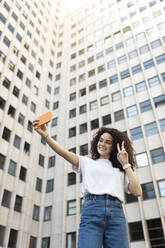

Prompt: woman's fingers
[32,120,39,126]
[117,143,121,153]
[121,141,125,150]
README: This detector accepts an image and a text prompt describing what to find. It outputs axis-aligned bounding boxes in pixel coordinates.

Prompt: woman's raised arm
[33,120,79,167]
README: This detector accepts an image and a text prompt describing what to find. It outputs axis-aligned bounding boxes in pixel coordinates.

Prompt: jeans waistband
[85,193,121,202]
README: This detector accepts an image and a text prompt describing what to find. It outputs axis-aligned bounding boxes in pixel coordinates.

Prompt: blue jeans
[78,194,129,248]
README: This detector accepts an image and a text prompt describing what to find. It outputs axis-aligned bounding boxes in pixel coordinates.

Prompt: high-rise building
[0,0,165,247]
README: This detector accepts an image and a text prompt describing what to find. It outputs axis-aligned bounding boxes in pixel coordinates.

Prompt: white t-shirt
[72,156,130,202]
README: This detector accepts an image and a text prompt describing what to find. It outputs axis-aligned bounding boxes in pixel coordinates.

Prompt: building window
[140,100,152,113]
[139,44,149,54]
[158,180,165,197]
[155,53,165,64]
[160,119,165,131]
[150,147,165,164]
[8,229,18,248]
[90,100,98,110]
[112,91,121,102]
[39,154,45,167]
[102,114,111,125]
[148,76,160,87]
[67,200,76,216]
[46,179,54,193]
[91,119,99,130]
[52,117,58,127]
[151,39,162,49]
[128,50,138,59]
[24,142,30,154]
[125,193,138,204]
[14,195,23,212]
[48,156,55,168]
[100,96,109,106]
[0,153,6,170]
[69,127,76,138]
[2,127,11,142]
[128,221,144,241]
[107,59,116,69]
[114,110,124,122]
[89,84,96,92]
[66,232,76,248]
[143,59,154,69]
[154,95,165,107]
[18,113,25,126]
[123,86,134,97]
[36,178,42,192]
[132,64,142,74]
[68,172,76,185]
[109,74,118,84]
[42,237,50,248]
[80,144,88,155]
[127,105,138,117]
[120,69,130,79]
[118,55,127,64]
[136,152,149,167]
[19,166,26,181]
[136,81,146,92]
[99,79,107,88]
[80,123,87,134]
[0,225,5,246]
[33,205,40,221]
[144,122,158,136]
[79,104,86,114]
[69,92,76,101]
[8,160,16,176]
[146,218,165,247]
[44,206,52,221]
[29,236,37,248]
[136,32,145,41]
[0,97,6,110]
[2,189,11,208]
[142,182,155,200]
[98,65,105,73]
[130,127,143,140]
[88,69,95,77]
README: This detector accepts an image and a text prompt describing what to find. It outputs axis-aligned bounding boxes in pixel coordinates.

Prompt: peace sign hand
[117,141,129,166]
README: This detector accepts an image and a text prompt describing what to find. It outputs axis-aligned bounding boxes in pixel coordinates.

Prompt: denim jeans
[78,194,129,248]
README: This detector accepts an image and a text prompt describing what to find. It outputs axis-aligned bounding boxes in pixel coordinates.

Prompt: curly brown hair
[90,127,136,172]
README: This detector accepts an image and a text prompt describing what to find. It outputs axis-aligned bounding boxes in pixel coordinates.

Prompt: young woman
[32,121,142,248]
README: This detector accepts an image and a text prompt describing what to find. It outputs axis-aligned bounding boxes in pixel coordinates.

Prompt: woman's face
[97,132,113,159]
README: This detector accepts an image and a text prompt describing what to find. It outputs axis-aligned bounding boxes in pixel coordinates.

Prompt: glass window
[140,100,152,113]
[1,189,11,208]
[90,100,98,110]
[143,59,154,69]
[158,180,165,197]
[80,144,88,155]
[129,221,144,241]
[156,53,165,64]
[136,32,145,41]
[105,47,113,55]
[114,110,124,122]
[8,160,16,176]
[48,156,55,168]
[118,55,127,64]
[0,225,5,246]
[96,51,104,59]
[123,86,134,96]
[107,59,116,69]
[161,72,165,82]
[91,119,99,130]
[44,206,52,221]
[102,114,111,125]
[69,127,76,138]
[132,64,142,74]
[128,50,138,59]
[120,69,130,79]
[136,152,149,167]
[109,74,118,84]
[29,236,37,248]
[36,178,42,192]
[80,123,87,134]
[13,135,21,149]
[125,37,134,46]
[14,195,23,212]
[136,81,146,92]
[66,232,76,248]
[33,205,40,221]
[151,39,162,49]
[0,153,6,170]
[154,95,165,107]
[68,172,76,185]
[112,91,121,102]
[148,76,160,87]
[127,105,138,117]
[142,182,155,200]
[150,147,165,164]
[159,119,165,131]
[144,122,158,136]
[46,179,54,193]
[67,200,76,216]
[139,44,149,54]
[100,96,109,105]
[42,237,50,248]
[130,127,143,140]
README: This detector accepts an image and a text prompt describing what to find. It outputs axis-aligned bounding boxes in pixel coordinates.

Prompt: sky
[64,0,89,11]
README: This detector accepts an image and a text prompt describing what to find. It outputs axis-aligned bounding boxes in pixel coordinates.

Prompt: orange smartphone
[35,112,52,128]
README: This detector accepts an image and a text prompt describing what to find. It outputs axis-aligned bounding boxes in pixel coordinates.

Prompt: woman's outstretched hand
[32,120,48,138]
[117,141,129,166]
